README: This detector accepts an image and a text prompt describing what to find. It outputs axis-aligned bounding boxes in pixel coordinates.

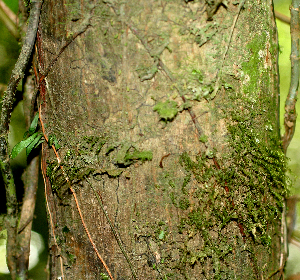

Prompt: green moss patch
[153,100,179,122]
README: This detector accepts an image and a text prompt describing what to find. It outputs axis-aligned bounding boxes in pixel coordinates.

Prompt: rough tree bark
[37,0,287,279]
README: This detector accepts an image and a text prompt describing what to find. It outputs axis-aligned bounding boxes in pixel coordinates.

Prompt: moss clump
[199,134,208,143]
[179,152,216,184]
[214,25,289,244]
[173,126,288,275]
[222,113,288,242]
[82,135,106,155]
[47,136,153,198]
[114,142,153,166]
[153,100,179,122]
[179,197,190,210]
[124,150,153,162]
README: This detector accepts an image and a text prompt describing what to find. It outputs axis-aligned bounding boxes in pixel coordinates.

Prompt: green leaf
[23,113,39,138]
[100,273,109,280]
[10,132,39,159]
[28,112,40,135]
[26,133,44,156]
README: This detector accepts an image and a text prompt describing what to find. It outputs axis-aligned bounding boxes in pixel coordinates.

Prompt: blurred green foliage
[275,0,300,195]
[0,0,19,85]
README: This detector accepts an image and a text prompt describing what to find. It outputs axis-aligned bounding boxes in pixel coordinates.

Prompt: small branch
[267,266,284,279]
[16,156,39,279]
[14,74,40,279]
[275,10,291,24]
[0,0,18,24]
[1,0,43,158]
[0,0,20,40]
[282,0,300,153]
[291,237,300,248]
[0,1,42,133]
[0,1,43,278]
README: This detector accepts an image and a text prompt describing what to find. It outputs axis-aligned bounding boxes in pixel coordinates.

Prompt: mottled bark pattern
[39,0,285,279]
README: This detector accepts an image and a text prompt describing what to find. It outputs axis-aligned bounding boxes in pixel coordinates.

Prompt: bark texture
[38,0,287,279]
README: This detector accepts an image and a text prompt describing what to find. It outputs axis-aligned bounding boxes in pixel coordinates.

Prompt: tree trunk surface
[38,0,287,279]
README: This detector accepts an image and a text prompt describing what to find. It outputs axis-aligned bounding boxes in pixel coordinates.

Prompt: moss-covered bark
[39,0,287,279]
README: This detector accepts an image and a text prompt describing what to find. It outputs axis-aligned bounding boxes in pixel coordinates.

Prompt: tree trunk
[38,0,287,279]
